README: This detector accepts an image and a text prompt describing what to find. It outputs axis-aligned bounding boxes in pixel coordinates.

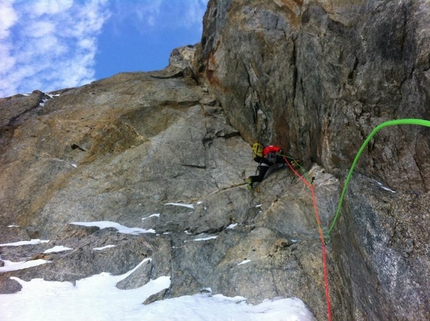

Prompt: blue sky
[0,0,208,98]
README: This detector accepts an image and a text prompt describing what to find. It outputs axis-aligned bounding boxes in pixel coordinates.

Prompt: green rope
[326,118,430,239]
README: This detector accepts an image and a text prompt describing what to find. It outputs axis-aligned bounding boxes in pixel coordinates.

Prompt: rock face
[194,0,430,320]
[0,1,429,321]
[196,0,430,190]
[0,49,338,319]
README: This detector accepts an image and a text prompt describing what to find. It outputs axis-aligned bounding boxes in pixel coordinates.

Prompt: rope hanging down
[283,156,332,321]
[326,118,430,238]
[277,118,429,320]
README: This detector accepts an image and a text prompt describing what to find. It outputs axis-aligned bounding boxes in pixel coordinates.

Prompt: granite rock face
[1,50,338,320]
[195,0,430,320]
[197,0,430,190]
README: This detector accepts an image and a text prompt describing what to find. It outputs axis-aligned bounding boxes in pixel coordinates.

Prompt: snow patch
[0,239,49,247]
[0,257,316,320]
[164,202,194,209]
[70,221,155,235]
[376,181,396,193]
[1,258,171,320]
[0,259,50,273]
[139,294,316,321]
[193,235,217,242]
[226,223,237,229]
[142,213,160,221]
[93,245,116,251]
[43,246,72,254]
[238,259,251,266]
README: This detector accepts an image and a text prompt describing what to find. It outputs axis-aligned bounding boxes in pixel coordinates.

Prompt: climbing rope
[276,118,430,321]
[278,154,311,181]
[326,118,430,239]
[283,156,332,321]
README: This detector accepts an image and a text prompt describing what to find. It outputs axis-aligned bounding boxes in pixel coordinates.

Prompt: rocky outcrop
[195,0,430,320]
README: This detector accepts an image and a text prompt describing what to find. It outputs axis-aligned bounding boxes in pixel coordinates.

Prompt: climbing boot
[246,178,253,190]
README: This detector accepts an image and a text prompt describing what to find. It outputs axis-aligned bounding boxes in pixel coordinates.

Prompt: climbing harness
[266,152,276,164]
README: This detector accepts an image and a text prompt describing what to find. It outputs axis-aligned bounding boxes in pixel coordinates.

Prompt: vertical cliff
[195,0,430,319]
[1,1,429,320]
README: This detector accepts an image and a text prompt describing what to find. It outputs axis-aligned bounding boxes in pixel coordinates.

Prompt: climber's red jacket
[263,145,281,156]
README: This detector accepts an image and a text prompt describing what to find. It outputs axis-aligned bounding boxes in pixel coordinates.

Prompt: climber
[247,143,286,190]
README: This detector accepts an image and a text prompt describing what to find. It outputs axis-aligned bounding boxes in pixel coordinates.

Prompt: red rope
[283,158,332,321]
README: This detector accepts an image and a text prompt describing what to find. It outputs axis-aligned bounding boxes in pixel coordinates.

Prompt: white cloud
[0,0,209,98]
[27,21,56,38]
[0,0,110,97]
[181,0,209,28]
[137,0,163,27]
[0,0,17,39]
[0,1,17,95]
[0,44,16,73]
[110,0,207,34]
[29,0,74,16]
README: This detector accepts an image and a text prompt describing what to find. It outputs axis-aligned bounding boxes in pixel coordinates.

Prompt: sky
[0,219,317,321]
[0,0,208,98]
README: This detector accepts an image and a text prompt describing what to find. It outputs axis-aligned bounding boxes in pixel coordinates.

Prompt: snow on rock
[0,259,50,273]
[0,239,49,247]
[237,259,251,266]
[375,180,396,193]
[164,202,195,209]
[0,255,316,320]
[193,235,217,242]
[226,223,238,229]
[93,245,116,251]
[70,221,155,235]
[0,258,171,321]
[142,214,160,221]
[43,246,73,254]
[139,294,317,321]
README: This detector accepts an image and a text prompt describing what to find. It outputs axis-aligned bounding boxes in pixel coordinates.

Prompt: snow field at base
[0,261,315,321]
[140,294,316,321]
[1,215,316,321]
